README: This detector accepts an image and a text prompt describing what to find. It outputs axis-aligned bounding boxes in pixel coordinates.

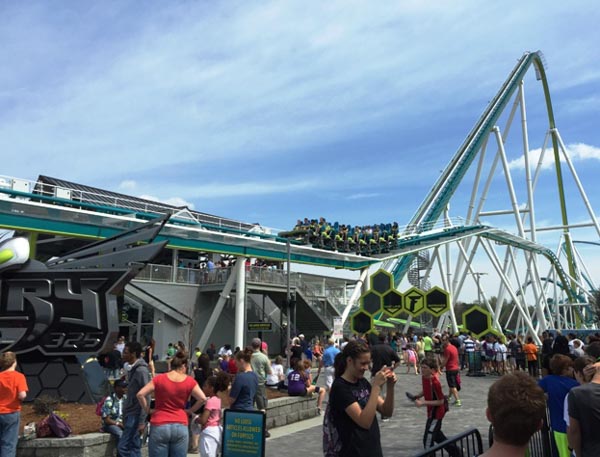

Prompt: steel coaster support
[341,267,369,325]
[554,128,600,282]
[454,240,496,317]
[196,265,239,350]
[520,82,538,243]
[480,239,541,344]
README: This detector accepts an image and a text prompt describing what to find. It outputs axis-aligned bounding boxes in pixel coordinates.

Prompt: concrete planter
[17,395,316,455]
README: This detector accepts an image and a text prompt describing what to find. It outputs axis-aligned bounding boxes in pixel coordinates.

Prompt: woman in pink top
[197,372,230,457]
[137,351,206,457]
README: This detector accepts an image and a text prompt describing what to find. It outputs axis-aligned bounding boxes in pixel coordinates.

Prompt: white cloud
[118,179,136,190]
[508,143,600,171]
[346,192,381,200]
[138,194,195,209]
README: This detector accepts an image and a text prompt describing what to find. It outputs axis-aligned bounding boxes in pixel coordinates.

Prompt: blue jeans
[118,415,142,457]
[0,411,20,457]
[149,423,189,457]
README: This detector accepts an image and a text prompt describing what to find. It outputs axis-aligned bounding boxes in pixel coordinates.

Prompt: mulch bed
[20,389,289,435]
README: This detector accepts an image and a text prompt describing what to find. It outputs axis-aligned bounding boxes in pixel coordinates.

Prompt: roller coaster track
[382,224,575,300]
[391,51,577,288]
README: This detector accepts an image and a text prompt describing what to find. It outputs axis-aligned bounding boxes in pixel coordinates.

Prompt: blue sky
[2,0,600,246]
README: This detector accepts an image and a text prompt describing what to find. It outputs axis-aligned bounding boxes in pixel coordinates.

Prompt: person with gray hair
[250,337,272,437]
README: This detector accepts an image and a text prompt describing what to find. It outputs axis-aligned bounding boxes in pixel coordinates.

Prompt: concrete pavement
[185,369,500,456]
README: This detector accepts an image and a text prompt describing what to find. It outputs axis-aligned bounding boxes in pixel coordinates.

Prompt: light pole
[473,272,487,305]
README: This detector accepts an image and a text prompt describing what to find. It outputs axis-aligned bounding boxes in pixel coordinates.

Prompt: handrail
[411,427,483,457]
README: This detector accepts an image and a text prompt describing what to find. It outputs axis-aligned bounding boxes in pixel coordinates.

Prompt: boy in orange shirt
[523,337,539,378]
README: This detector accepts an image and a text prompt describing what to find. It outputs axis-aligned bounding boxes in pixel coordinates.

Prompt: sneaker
[454,400,462,407]
[405,392,417,401]
[381,417,390,422]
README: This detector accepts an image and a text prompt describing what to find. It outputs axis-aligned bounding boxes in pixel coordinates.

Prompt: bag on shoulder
[48,412,72,438]
[36,415,53,438]
[95,396,107,416]
[322,402,342,457]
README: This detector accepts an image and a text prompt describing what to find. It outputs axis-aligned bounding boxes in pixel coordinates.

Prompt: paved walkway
[185,370,501,456]
[264,370,498,456]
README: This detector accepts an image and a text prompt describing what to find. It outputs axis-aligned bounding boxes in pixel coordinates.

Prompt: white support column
[235,257,247,350]
[197,267,238,350]
[341,268,369,325]
[171,249,179,282]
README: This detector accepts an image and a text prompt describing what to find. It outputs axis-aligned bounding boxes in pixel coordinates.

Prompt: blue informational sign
[222,409,266,457]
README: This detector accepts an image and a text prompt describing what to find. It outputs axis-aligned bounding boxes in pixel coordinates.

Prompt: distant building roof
[35,175,254,230]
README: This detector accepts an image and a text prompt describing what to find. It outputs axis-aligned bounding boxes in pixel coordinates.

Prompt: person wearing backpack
[325,340,396,457]
[100,379,127,448]
[408,358,461,457]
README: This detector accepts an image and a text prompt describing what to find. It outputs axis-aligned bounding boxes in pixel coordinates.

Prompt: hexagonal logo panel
[370,269,393,295]
[351,310,373,334]
[425,287,450,317]
[360,291,383,315]
[462,305,492,339]
[403,287,425,317]
[382,290,404,317]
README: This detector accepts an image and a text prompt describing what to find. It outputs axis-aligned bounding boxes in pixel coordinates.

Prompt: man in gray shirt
[118,341,150,457]
[251,338,272,436]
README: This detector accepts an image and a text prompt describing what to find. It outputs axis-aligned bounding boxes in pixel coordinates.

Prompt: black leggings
[423,417,461,457]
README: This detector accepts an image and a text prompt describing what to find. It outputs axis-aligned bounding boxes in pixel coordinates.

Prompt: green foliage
[32,395,60,415]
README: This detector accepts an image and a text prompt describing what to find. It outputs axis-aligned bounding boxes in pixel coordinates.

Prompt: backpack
[95,396,107,416]
[48,412,72,438]
[322,402,342,457]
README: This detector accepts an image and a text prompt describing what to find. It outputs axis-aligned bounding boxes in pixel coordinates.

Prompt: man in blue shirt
[320,338,340,392]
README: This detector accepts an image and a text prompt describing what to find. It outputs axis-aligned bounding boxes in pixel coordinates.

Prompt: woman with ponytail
[229,347,258,411]
[0,352,28,457]
[328,340,396,457]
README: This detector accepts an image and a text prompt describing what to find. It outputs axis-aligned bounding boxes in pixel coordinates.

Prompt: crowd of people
[279,217,402,255]
[2,327,600,457]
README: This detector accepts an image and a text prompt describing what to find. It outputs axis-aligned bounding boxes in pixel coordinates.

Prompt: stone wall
[265,394,320,429]
[17,396,316,456]
[17,433,148,457]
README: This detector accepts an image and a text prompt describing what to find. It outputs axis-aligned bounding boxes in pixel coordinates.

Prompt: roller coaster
[0,51,598,341]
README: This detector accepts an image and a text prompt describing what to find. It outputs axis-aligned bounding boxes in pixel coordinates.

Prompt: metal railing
[488,407,553,457]
[411,428,483,457]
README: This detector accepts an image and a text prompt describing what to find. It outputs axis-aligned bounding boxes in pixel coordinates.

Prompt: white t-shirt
[266,363,284,386]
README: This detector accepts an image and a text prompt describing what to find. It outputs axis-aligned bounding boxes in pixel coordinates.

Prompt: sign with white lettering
[222,410,266,457]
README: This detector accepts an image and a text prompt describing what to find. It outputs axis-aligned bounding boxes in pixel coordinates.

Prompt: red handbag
[36,415,53,438]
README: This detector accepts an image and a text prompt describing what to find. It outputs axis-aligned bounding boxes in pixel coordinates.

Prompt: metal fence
[411,428,483,457]
[488,407,554,457]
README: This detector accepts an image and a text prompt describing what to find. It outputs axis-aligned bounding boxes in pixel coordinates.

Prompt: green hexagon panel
[425,286,451,317]
[382,289,404,317]
[360,290,383,315]
[462,305,493,339]
[351,310,373,334]
[370,269,393,295]
[403,287,426,317]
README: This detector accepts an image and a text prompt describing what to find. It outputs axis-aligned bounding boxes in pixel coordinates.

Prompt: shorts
[254,383,268,410]
[446,370,460,389]
[289,385,321,397]
[325,366,335,389]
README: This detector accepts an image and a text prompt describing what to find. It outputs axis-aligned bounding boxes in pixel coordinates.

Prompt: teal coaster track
[0,51,598,336]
